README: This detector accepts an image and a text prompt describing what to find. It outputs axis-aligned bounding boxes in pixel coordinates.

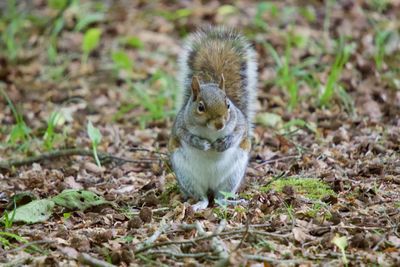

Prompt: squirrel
[168,26,257,211]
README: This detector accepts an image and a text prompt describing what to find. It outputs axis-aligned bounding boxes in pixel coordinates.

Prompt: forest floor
[0,0,399,266]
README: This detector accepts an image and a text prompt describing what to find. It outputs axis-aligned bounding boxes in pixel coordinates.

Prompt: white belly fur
[171,140,249,199]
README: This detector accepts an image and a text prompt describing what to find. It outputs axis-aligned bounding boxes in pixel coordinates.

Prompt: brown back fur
[184,27,250,118]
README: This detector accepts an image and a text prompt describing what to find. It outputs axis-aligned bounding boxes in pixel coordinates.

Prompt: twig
[2,256,31,267]
[235,211,252,251]
[129,147,168,156]
[195,221,207,236]
[147,250,217,259]
[0,148,159,170]
[134,227,291,254]
[78,253,116,267]
[136,219,170,251]
[212,220,229,266]
[245,254,306,264]
[0,240,55,256]
[255,155,299,169]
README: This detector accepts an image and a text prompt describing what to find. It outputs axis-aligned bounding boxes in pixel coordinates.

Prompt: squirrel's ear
[219,73,225,91]
[191,76,200,101]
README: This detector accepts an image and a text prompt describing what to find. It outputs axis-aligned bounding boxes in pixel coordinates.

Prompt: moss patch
[262,177,335,200]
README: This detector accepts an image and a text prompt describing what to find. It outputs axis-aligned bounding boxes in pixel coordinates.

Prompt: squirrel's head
[188,75,231,131]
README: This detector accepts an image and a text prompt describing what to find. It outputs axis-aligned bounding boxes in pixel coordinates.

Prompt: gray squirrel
[168,26,258,211]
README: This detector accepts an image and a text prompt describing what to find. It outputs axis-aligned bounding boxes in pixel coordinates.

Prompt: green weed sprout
[0,86,31,145]
[215,191,237,220]
[111,50,133,72]
[319,38,353,107]
[1,0,25,61]
[374,31,390,70]
[43,111,63,150]
[2,200,16,229]
[81,28,102,65]
[264,36,299,110]
[87,120,102,167]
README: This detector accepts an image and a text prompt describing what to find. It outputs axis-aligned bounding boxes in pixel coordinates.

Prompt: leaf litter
[0,0,399,266]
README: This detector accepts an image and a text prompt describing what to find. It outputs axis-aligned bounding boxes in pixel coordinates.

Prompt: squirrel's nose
[214,122,224,131]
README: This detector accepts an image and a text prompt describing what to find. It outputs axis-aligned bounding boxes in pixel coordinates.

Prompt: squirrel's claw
[212,134,234,152]
[190,135,211,151]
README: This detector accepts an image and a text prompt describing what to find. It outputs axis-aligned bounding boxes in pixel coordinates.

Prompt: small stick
[129,147,168,156]
[0,148,158,170]
[254,155,299,169]
[245,254,306,264]
[78,253,116,267]
[212,220,229,265]
[134,227,291,254]
[0,240,55,256]
[136,219,170,251]
[147,250,217,259]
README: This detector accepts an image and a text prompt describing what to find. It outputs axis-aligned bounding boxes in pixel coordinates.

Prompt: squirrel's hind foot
[216,198,248,206]
[191,199,209,211]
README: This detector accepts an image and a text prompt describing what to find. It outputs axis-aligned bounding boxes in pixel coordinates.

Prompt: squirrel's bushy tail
[178,26,257,126]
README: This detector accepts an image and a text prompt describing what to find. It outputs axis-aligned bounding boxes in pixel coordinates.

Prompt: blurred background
[0,0,399,152]
[0,2,399,265]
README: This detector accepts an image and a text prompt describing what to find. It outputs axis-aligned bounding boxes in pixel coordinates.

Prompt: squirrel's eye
[197,102,205,113]
[226,101,230,109]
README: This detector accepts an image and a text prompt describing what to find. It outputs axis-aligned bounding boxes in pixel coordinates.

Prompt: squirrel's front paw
[190,136,211,151]
[212,135,234,152]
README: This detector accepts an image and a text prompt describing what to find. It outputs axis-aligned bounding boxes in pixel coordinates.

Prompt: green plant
[255,239,275,251]
[262,177,335,200]
[63,212,71,220]
[0,86,31,146]
[81,27,102,64]
[74,12,104,32]
[110,48,177,126]
[0,231,42,254]
[319,38,353,107]
[264,37,298,110]
[282,118,317,134]
[119,36,144,49]
[374,30,391,70]
[87,121,103,167]
[368,0,390,13]
[43,111,64,150]
[111,50,133,72]
[0,0,25,61]
[284,203,295,223]
[337,85,356,115]
[299,6,316,22]
[46,0,71,63]
[254,2,278,30]
[2,200,17,229]
[0,231,26,249]
[215,191,237,220]
[332,235,349,266]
